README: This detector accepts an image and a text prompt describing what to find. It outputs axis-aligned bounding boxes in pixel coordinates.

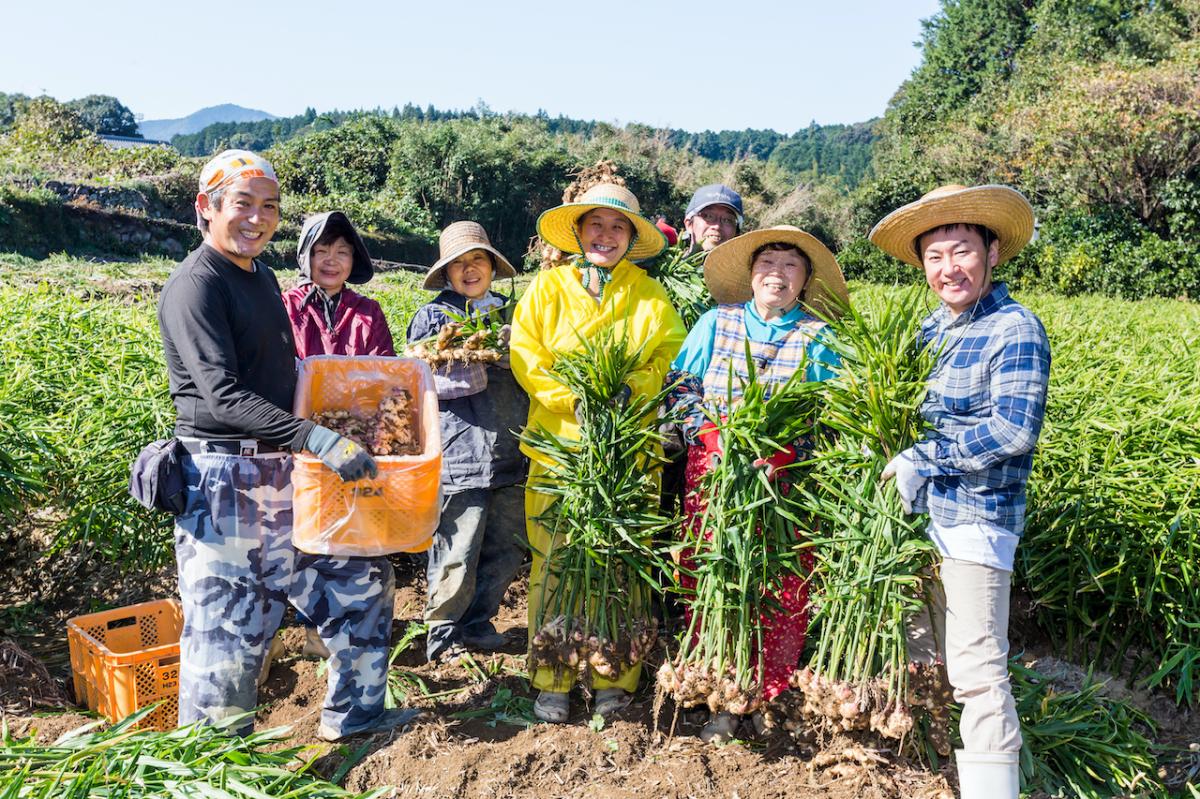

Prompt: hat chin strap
[571,229,639,298]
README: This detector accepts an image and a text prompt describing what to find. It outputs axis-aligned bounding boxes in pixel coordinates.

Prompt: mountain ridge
[138,103,276,141]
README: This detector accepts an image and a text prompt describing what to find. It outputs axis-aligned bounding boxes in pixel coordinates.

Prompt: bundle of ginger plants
[788,289,949,755]
[656,350,825,718]
[405,305,508,367]
[519,329,677,686]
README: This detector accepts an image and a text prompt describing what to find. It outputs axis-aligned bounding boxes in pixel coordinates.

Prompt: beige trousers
[907,557,1022,753]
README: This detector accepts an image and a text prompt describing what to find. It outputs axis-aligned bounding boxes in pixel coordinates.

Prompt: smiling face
[445,248,495,300]
[577,208,633,268]
[310,234,354,293]
[686,203,739,252]
[196,176,280,270]
[749,245,810,318]
[918,224,999,316]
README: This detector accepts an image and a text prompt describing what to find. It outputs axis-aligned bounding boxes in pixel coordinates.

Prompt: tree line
[2,0,1198,299]
[169,103,880,188]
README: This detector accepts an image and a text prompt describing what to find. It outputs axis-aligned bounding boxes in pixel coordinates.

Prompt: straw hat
[536,183,667,262]
[868,184,1035,269]
[423,221,517,291]
[704,225,850,320]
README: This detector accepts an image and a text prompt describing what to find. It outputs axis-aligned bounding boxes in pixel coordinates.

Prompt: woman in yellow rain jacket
[510,183,686,723]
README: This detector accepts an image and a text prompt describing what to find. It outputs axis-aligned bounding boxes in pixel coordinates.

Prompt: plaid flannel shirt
[910,283,1051,536]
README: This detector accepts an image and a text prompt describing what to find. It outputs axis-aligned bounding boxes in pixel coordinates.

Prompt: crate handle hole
[106,616,137,630]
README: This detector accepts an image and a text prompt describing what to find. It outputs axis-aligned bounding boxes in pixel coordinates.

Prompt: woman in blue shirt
[662,225,848,743]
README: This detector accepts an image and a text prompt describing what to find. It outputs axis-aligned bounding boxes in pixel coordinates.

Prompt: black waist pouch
[129,438,187,515]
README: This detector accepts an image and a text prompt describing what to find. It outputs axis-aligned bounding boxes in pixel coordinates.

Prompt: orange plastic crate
[66,599,182,730]
[292,355,443,557]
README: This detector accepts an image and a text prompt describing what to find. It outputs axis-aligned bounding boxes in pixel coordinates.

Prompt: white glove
[881,449,926,514]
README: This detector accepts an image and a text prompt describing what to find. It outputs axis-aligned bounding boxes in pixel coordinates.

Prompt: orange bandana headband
[198,149,278,194]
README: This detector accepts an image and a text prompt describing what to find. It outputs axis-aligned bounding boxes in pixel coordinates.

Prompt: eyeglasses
[698,209,738,227]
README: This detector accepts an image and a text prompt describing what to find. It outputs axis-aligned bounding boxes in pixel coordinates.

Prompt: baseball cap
[685,184,744,225]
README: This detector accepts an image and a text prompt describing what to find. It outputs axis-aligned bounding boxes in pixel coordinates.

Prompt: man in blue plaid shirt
[870,185,1051,799]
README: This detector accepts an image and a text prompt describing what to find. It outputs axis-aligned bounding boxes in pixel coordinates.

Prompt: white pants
[907,558,1022,753]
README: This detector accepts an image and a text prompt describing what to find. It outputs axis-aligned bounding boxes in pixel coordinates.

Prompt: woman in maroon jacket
[283,211,395,359]
[281,211,395,659]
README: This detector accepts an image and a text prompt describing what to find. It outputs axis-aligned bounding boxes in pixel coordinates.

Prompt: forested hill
[170,105,880,187]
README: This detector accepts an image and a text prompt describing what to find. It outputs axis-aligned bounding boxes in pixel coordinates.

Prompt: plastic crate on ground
[66,598,182,730]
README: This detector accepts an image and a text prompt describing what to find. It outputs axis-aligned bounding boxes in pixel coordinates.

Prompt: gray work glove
[304,425,378,482]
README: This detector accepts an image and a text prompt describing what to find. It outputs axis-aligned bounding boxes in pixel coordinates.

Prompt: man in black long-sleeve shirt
[158,149,411,741]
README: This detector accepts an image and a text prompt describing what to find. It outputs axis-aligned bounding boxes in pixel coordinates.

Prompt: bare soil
[1,528,1192,798]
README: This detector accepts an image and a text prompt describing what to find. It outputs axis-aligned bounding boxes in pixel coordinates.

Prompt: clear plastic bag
[292,356,442,556]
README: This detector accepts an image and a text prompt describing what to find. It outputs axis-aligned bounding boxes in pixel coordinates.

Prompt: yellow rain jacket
[510,258,686,462]
[511,257,685,692]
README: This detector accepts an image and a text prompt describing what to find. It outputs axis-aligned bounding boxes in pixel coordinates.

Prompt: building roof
[98,134,171,149]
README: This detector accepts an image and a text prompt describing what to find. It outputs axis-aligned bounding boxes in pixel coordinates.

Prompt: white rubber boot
[955,750,1019,799]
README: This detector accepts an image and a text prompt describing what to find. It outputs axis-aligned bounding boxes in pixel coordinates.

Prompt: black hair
[915,223,997,258]
[750,242,813,302]
[314,221,354,249]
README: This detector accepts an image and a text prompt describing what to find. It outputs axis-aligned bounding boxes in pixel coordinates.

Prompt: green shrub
[1025,208,1200,299]
[1163,174,1200,241]
[270,116,401,195]
[388,117,573,259]
[281,189,436,241]
[835,237,921,286]
[0,97,184,184]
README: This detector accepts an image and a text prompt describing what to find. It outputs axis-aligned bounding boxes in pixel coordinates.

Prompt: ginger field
[0,254,1197,798]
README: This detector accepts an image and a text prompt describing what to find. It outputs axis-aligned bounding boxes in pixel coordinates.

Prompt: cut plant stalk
[1011,659,1162,798]
[520,328,677,687]
[0,706,389,798]
[656,344,824,717]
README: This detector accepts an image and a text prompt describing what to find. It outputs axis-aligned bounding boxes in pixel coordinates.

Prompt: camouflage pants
[174,451,395,736]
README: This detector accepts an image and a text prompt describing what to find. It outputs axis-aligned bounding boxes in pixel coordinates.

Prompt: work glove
[305,424,378,483]
[752,444,798,481]
[497,324,512,349]
[881,449,926,514]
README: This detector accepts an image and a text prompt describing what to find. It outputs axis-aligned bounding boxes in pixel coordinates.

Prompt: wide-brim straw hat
[424,221,517,291]
[536,183,667,262]
[704,226,850,320]
[869,184,1035,268]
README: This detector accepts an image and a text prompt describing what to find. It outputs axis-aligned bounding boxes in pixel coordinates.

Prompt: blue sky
[4,0,942,132]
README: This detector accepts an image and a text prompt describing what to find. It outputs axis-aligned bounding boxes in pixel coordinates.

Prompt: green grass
[0,251,178,288]
[1015,292,1200,703]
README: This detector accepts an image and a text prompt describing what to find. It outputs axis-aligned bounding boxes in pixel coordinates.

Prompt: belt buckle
[239,439,258,457]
